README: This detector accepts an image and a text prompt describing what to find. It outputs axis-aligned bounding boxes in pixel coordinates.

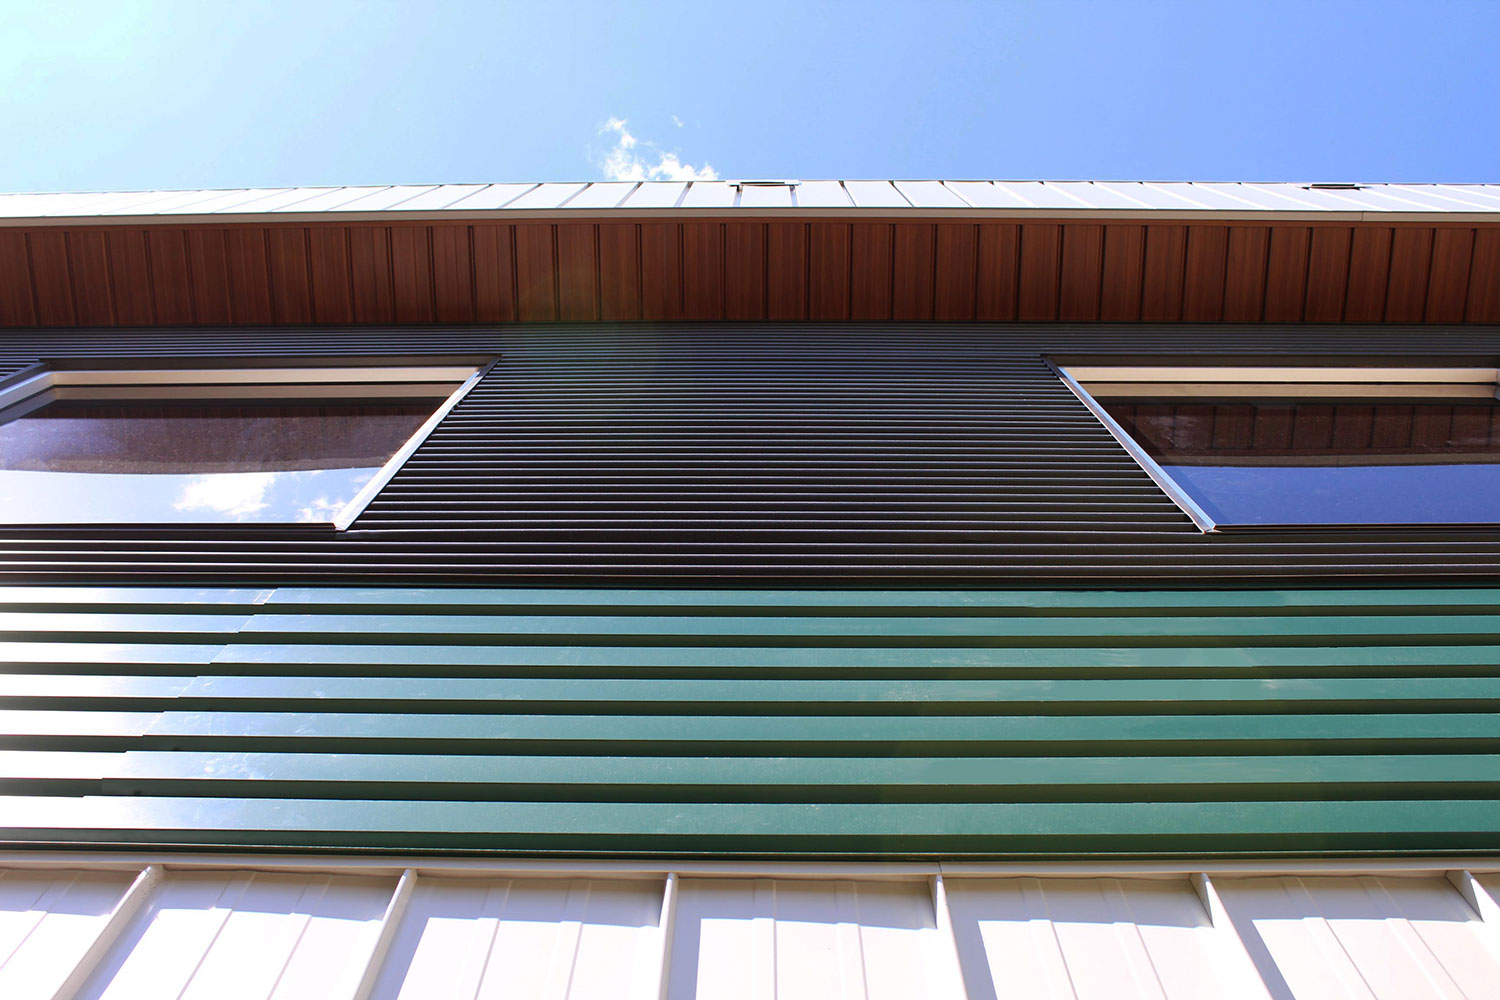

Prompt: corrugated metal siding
[6,862,1500,1000]
[5,585,1500,856]
[3,324,1500,585]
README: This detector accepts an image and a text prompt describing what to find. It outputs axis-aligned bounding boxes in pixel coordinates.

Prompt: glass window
[1057,363,1500,529]
[0,360,486,526]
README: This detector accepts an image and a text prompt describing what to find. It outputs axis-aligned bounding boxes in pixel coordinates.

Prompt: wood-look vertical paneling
[1181,226,1227,322]
[1304,227,1352,322]
[107,230,154,325]
[1386,228,1434,323]
[1426,228,1474,323]
[1467,229,1500,323]
[307,228,354,324]
[390,226,435,323]
[1344,227,1392,323]
[681,222,723,320]
[1,219,1496,330]
[1221,227,1269,322]
[471,224,516,323]
[808,223,850,321]
[597,223,640,321]
[1017,224,1061,322]
[513,224,557,323]
[723,223,765,320]
[348,227,395,324]
[1140,225,1186,322]
[27,230,74,326]
[0,231,36,326]
[850,223,893,320]
[1057,225,1102,322]
[68,230,114,325]
[186,230,233,324]
[146,231,193,326]
[933,224,977,321]
[223,229,273,325]
[431,225,476,323]
[1098,224,1143,322]
[892,224,935,320]
[266,229,314,324]
[639,223,680,321]
[765,222,806,320]
[1263,227,1311,322]
[554,224,598,322]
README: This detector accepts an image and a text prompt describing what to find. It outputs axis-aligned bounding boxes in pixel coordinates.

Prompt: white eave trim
[3,207,1500,226]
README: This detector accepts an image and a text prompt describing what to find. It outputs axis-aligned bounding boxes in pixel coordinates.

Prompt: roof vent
[730,179,801,192]
[1306,182,1364,190]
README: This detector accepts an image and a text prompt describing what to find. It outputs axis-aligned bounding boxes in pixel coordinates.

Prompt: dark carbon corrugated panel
[1,323,1499,585]
[3,585,1500,856]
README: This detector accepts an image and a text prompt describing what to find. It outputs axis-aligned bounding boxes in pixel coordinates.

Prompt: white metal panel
[443,183,538,210]
[1395,184,1500,211]
[323,185,439,212]
[679,181,737,208]
[31,191,141,216]
[622,182,689,209]
[154,188,289,214]
[843,180,911,208]
[0,869,133,1000]
[994,181,1088,209]
[504,182,589,211]
[1153,183,1266,211]
[213,187,342,214]
[370,876,664,1000]
[1214,875,1500,1000]
[1437,185,1500,209]
[52,190,175,216]
[266,186,388,212]
[1051,182,1156,209]
[737,184,795,208]
[944,181,1038,209]
[563,182,640,210]
[792,180,853,208]
[944,876,1254,1000]
[667,877,964,1000]
[387,184,489,212]
[75,871,394,1000]
[0,192,78,217]
[97,188,246,216]
[894,181,969,208]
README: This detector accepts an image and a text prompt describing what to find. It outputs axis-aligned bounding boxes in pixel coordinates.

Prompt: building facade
[2,180,1500,997]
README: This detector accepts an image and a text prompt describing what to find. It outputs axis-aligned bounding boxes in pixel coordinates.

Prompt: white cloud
[296,495,347,523]
[599,117,716,182]
[173,472,276,519]
[670,114,684,128]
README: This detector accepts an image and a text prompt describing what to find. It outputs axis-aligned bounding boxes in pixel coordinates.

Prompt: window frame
[1050,357,1500,533]
[0,355,495,531]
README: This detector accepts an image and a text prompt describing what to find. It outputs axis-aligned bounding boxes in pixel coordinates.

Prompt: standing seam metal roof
[1,180,1499,223]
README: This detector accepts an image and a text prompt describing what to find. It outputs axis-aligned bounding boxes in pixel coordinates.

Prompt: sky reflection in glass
[0,400,432,524]
[1102,399,1500,527]
[1160,463,1500,525]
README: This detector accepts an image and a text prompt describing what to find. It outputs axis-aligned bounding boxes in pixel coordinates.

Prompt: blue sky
[2,0,1496,193]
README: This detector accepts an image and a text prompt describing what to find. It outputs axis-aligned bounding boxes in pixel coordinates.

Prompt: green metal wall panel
[2,585,1500,858]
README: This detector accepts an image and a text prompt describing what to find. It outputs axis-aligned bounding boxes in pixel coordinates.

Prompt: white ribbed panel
[666,877,965,1000]
[943,876,1255,1000]
[369,876,664,1000]
[11,864,1500,998]
[73,871,393,1000]
[0,870,133,1000]
[1212,875,1500,1000]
